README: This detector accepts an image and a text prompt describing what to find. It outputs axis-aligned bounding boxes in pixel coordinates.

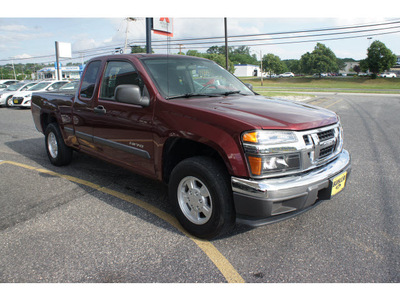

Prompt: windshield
[28,82,51,91]
[141,56,254,99]
[59,81,79,90]
[4,82,25,91]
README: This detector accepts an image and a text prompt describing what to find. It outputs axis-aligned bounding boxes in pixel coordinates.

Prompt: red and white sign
[153,18,173,37]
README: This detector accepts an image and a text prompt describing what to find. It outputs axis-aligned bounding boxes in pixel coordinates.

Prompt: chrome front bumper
[231,150,351,226]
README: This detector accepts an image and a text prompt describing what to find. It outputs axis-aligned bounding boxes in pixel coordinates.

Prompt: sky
[1,1,399,66]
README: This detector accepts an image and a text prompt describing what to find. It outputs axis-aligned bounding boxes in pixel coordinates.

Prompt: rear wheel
[168,156,235,239]
[44,123,73,166]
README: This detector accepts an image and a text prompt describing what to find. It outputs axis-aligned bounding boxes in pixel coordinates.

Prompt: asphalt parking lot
[0,93,399,283]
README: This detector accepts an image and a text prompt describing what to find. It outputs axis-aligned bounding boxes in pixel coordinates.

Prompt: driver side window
[100,60,143,100]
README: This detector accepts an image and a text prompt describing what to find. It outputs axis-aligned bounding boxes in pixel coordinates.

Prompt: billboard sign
[153,18,173,37]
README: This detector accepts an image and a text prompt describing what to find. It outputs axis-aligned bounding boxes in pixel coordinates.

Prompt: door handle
[94,105,106,115]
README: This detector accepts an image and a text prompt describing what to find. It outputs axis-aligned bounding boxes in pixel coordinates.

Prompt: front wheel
[6,96,13,107]
[44,123,73,166]
[168,156,235,239]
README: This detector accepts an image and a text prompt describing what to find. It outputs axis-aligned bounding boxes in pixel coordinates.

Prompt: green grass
[255,91,316,98]
[241,77,400,91]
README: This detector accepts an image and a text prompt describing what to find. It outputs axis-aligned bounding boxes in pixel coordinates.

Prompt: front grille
[319,144,335,158]
[302,125,341,166]
[13,97,23,104]
[317,129,334,141]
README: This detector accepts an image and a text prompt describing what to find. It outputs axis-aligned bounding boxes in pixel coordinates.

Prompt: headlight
[242,130,301,177]
[242,130,297,145]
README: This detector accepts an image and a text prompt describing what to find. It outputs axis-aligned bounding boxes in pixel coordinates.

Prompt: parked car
[31,54,351,239]
[379,72,397,78]
[0,80,19,91]
[11,80,68,108]
[279,72,294,78]
[56,80,80,91]
[0,81,38,107]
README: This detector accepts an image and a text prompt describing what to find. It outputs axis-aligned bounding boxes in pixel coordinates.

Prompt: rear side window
[100,60,144,100]
[80,60,101,99]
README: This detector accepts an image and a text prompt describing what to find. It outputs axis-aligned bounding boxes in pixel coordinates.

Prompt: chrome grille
[317,129,334,141]
[302,124,342,167]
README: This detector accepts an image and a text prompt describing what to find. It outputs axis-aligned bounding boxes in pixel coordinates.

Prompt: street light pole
[224,18,229,71]
[260,50,263,86]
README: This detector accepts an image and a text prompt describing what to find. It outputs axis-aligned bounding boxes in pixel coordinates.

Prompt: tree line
[1,41,396,80]
[174,41,397,78]
[261,41,397,78]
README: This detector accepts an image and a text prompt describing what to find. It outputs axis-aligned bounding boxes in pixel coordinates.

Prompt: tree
[353,65,361,75]
[229,46,258,65]
[186,50,235,73]
[262,54,285,77]
[283,59,301,74]
[130,45,148,53]
[299,52,315,75]
[300,43,338,77]
[203,53,235,73]
[360,40,397,76]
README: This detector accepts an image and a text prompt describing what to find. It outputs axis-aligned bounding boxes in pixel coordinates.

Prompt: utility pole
[11,59,17,80]
[260,50,263,86]
[55,42,61,80]
[224,18,229,71]
[124,17,137,54]
[178,44,185,55]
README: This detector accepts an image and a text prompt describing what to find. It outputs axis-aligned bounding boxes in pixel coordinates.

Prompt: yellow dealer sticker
[331,171,347,196]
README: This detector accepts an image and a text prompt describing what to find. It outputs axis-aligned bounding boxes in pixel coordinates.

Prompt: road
[0,94,399,284]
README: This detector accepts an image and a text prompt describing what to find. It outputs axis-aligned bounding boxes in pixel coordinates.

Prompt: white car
[279,72,295,78]
[11,80,68,108]
[379,72,397,78]
[0,81,38,107]
[0,80,19,91]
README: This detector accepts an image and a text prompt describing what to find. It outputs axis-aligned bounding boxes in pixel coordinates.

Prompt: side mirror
[115,84,150,107]
[245,83,253,90]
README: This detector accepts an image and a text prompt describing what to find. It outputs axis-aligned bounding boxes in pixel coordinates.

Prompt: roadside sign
[153,18,173,37]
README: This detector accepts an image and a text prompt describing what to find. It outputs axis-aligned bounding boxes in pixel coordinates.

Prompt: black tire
[6,96,13,107]
[44,123,73,166]
[168,156,235,239]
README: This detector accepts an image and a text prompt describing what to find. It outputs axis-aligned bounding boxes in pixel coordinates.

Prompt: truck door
[72,60,102,153]
[92,59,155,177]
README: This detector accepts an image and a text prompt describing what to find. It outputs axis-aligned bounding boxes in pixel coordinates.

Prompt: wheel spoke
[199,185,209,197]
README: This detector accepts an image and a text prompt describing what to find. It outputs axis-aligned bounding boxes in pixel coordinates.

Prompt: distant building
[390,56,400,75]
[234,64,260,77]
[37,66,82,80]
[340,56,400,75]
[340,61,360,74]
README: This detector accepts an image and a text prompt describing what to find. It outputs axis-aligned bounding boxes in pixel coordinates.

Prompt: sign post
[146,18,153,54]
[54,42,72,80]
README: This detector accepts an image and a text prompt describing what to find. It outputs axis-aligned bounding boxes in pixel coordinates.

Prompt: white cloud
[13,53,32,59]
[0,24,29,31]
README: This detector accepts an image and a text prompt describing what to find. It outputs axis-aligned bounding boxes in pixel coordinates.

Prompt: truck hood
[173,95,338,131]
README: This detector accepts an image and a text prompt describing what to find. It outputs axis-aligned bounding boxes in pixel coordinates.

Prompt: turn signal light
[247,156,262,176]
[242,132,258,143]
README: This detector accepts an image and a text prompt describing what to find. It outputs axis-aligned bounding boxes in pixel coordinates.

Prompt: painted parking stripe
[0,160,245,283]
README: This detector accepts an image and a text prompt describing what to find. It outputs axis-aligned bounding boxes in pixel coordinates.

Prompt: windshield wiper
[220,90,242,96]
[166,93,221,100]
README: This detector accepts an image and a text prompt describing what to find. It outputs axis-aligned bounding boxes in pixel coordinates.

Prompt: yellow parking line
[323,99,345,109]
[0,160,245,283]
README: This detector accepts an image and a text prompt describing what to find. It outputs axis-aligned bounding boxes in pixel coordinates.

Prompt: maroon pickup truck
[31,54,351,239]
